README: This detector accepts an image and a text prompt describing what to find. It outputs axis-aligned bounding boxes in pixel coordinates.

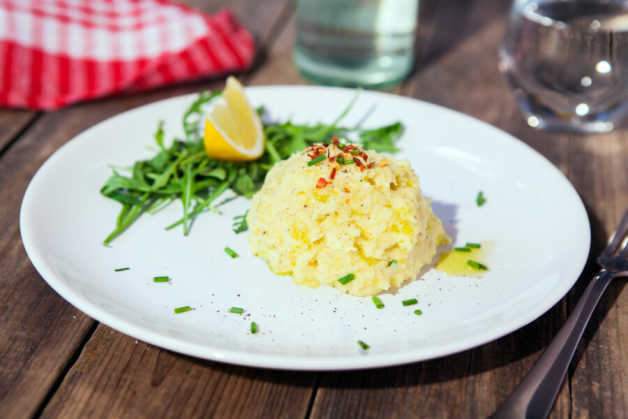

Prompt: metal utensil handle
[491,270,614,419]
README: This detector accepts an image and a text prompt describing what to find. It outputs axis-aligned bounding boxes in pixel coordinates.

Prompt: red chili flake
[354,158,364,168]
[367,162,376,169]
[329,155,336,163]
[316,177,328,188]
[330,167,337,180]
[358,151,368,162]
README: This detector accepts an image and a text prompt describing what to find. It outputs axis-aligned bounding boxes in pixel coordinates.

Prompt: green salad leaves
[100,89,404,245]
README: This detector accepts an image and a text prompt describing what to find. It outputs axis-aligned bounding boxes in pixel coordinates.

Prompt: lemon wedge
[203,76,264,161]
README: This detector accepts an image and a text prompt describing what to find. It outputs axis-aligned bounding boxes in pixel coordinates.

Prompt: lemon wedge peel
[203,76,265,161]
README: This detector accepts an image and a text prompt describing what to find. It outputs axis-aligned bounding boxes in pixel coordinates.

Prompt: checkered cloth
[0,0,255,109]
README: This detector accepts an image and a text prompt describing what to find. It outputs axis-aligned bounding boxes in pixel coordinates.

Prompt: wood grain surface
[0,0,626,418]
[0,110,37,153]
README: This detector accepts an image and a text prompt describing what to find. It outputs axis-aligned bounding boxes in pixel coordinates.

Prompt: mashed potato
[247,139,449,297]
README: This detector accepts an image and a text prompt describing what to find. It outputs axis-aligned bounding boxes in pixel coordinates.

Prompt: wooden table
[1,1,626,418]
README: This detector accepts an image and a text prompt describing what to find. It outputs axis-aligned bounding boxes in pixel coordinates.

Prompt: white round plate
[20,86,590,370]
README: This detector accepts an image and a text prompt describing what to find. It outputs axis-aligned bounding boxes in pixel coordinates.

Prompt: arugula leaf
[232,171,256,197]
[181,163,194,235]
[182,90,220,142]
[206,167,227,180]
[359,122,403,152]
[148,150,169,172]
[154,120,165,150]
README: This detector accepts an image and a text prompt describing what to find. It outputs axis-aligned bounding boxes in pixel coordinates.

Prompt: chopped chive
[308,154,326,166]
[414,309,423,316]
[351,149,360,156]
[225,247,238,258]
[174,306,192,314]
[358,340,370,350]
[114,267,130,272]
[476,191,486,206]
[337,155,355,165]
[153,276,169,283]
[387,259,398,267]
[467,260,488,271]
[372,296,384,309]
[466,242,481,249]
[402,298,418,306]
[454,247,471,252]
[230,306,244,314]
[251,321,258,334]
[232,211,249,234]
[338,273,355,285]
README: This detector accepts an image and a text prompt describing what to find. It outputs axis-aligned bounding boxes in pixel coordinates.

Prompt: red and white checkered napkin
[0,0,255,109]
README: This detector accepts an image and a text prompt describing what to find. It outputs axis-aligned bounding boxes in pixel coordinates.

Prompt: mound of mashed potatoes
[247,139,449,297]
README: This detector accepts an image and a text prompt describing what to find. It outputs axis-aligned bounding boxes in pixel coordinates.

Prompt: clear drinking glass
[499,0,628,133]
[294,0,419,88]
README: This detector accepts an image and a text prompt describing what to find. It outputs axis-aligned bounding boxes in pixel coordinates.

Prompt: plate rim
[19,85,591,371]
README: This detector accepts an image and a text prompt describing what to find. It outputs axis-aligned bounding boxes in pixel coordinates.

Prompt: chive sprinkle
[153,276,169,283]
[402,298,418,306]
[466,242,481,249]
[476,191,486,206]
[308,154,326,166]
[454,247,471,252]
[414,309,423,316]
[387,259,398,267]
[230,306,244,314]
[225,247,238,258]
[338,273,355,285]
[337,155,355,165]
[358,340,370,350]
[114,267,130,272]
[174,306,192,314]
[467,260,488,270]
[251,321,258,334]
[372,296,385,309]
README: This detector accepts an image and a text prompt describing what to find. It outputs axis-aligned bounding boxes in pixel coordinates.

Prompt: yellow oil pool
[435,242,491,277]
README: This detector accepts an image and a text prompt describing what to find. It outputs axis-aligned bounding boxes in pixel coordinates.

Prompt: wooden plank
[564,133,628,417]
[40,327,315,419]
[1,1,295,417]
[309,17,575,419]
[0,110,38,153]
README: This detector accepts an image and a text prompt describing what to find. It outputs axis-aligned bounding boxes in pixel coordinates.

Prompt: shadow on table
[568,203,626,379]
